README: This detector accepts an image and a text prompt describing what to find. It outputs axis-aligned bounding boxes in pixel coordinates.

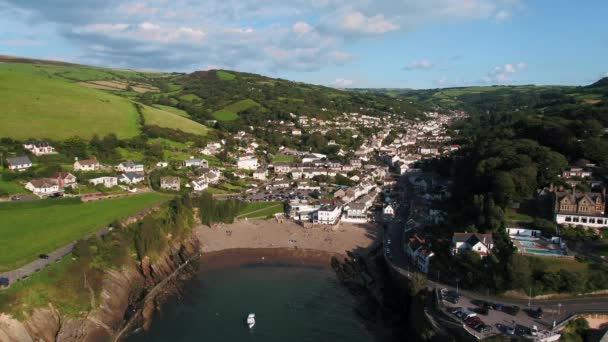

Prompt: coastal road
[384,221,608,326]
[0,226,111,286]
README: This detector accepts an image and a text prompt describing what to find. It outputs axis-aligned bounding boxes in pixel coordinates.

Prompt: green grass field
[155,104,191,118]
[116,147,145,161]
[0,193,169,271]
[0,177,24,195]
[180,94,202,102]
[142,105,209,135]
[271,155,297,163]
[0,256,91,318]
[212,99,261,121]
[217,70,236,81]
[527,256,588,273]
[238,201,283,219]
[0,63,141,140]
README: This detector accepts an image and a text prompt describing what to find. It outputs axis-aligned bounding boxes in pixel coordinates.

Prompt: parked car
[38,254,49,259]
[505,326,515,335]
[477,325,492,333]
[531,307,543,319]
[449,307,463,314]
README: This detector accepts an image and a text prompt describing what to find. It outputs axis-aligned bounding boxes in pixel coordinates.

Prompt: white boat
[246,313,255,329]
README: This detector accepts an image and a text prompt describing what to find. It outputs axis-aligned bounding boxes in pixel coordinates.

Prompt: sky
[0,0,606,89]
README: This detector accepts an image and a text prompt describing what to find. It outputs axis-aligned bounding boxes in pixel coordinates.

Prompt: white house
[89,176,118,188]
[237,156,259,170]
[183,158,209,168]
[314,205,342,225]
[25,178,60,196]
[160,177,180,191]
[451,233,494,257]
[383,204,395,217]
[117,161,144,173]
[252,168,267,180]
[343,202,368,222]
[54,172,77,189]
[6,156,32,171]
[23,141,56,156]
[118,172,145,185]
[73,158,101,172]
[190,177,209,191]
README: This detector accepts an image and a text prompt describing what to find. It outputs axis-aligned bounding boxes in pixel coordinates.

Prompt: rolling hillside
[146,69,428,124]
[0,58,209,140]
[142,105,209,135]
[0,63,141,140]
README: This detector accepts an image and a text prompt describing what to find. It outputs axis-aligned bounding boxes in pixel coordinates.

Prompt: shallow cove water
[126,263,374,342]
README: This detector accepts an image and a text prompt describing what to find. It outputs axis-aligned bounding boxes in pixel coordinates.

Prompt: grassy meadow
[0,193,168,271]
[238,201,284,219]
[217,70,236,81]
[142,105,209,136]
[212,99,261,121]
[0,63,140,140]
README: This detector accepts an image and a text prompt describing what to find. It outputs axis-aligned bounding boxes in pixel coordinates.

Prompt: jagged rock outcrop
[0,235,200,342]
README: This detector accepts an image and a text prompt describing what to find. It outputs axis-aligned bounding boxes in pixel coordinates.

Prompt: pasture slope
[142,105,209,135]
[0,192,169,271]
[0,63,140,140]
[212,98,262,121]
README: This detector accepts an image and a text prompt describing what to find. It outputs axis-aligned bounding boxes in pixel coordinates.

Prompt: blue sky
[0,0,606,88]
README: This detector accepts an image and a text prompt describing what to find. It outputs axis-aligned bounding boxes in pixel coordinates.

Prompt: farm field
[142,105,209,135]
[0,192,169,271]
[0,63,140,140]
[79,80,158,93]
[155,105,191,118]
[217,70,236,81]
[212,99,261,121]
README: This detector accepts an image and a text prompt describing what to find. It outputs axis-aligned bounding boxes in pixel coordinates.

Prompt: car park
[477,325,492,333]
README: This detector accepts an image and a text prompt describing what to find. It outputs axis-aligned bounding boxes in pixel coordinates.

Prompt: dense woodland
[141,70,426,128]
[414,78,608,295]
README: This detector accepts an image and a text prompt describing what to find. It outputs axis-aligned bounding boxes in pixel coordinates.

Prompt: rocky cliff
[0,234,201,342]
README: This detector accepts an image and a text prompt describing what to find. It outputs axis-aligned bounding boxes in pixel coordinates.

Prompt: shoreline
[198,247,347,273]
[194,218,382,257]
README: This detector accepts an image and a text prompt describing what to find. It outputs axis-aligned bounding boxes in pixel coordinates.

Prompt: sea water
[126,264,374,342]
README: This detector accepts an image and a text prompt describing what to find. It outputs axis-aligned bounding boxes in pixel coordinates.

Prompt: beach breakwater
[0,235,201,342]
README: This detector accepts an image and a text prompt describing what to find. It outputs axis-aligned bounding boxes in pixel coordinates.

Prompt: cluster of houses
[4,140,228,197]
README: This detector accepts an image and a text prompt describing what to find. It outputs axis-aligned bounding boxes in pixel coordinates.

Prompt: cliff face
[0,234,201,342]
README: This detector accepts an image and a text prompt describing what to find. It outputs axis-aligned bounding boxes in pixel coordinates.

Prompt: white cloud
[293,21,313,34]
[333,78,354,87]
[404,59,433,70]
[433,78,447,87]
[334,11,399,34]
[0,0,524,73]
[483,62,526,83]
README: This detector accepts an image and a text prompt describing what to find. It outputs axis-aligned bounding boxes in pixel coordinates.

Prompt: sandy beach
[194,219,382,257]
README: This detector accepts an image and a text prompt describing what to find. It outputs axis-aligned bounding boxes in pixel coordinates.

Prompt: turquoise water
[519,241,536,247]
[127,265,374,342]
[525,248,565,256]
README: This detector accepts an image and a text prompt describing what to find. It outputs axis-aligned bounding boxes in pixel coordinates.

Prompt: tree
[493,172,515,206]
[409,273,427,296]
[510,254,531,290]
